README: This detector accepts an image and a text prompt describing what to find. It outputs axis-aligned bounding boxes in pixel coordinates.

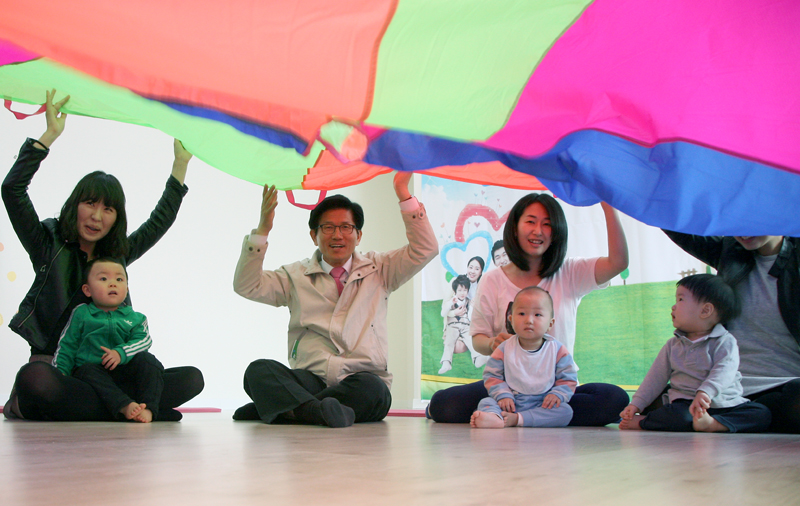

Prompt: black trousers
[242,359,392,423]
[9,360,203,421]
[428,380,629,426]
[748,379,800,434]
[73,352,164,420]
[640,399,772,433]
[643,380,800,434]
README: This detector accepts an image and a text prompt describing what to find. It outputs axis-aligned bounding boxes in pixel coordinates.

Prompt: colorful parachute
[1,0,799,235]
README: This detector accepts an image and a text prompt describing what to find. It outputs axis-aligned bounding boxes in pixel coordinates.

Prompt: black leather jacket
[664,230,800,347]
[1,138,188,355]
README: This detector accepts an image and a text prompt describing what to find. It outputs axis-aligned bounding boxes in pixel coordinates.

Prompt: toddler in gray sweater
[619,274,771,433]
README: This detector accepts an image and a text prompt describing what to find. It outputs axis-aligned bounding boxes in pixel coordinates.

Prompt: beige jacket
[233,203,437,388]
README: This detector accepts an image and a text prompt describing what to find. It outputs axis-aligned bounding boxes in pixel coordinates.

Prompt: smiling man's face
[310,208,362,268]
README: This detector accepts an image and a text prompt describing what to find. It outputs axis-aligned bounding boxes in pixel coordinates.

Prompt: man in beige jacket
[232,173,437,427]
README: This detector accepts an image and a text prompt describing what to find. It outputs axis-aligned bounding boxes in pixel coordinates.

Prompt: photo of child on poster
[438,266,487,375]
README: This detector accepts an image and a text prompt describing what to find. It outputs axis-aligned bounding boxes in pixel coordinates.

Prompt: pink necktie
[331,266,345,295]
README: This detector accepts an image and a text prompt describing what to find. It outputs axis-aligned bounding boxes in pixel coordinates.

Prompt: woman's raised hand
[37,89,70,149]
[174,139,193,164]
[256,184,278,236]
[171,139,192,185]
[593,202,629,285]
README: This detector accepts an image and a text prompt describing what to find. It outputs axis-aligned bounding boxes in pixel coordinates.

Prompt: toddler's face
[509,290,554,343]
[83,261,128,311]
[455,285,469,300]
[671,286,705,333]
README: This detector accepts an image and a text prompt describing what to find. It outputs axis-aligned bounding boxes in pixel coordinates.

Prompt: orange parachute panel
[0,0,398,142]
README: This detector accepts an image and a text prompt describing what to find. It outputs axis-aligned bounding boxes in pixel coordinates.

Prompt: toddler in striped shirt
[471,286,577,428]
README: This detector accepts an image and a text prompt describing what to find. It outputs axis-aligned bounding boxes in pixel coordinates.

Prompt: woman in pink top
[428,193,630,425]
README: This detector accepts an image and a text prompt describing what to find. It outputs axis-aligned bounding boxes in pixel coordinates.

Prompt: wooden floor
[1,413,799,506]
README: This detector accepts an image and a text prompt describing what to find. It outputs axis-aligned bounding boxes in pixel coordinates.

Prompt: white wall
[0,110,420,410]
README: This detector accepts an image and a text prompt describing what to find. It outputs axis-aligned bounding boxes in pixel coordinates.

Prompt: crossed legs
[234,359,391,428]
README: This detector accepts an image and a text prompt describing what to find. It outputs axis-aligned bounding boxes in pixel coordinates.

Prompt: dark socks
[295,398,355,428]
[155,408,183,422]
[232,402,260,421]
[233,399,355,427]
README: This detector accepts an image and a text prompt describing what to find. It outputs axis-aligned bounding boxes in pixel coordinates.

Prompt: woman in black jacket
[2,90,203,420]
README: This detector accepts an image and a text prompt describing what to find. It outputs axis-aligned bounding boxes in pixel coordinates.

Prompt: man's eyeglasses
[317,223,358,235]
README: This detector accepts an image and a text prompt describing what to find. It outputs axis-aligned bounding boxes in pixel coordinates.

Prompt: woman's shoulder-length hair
[502,193,567,278]
[58,171,129,258]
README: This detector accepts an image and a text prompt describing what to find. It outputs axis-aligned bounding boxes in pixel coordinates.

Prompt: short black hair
[491,240,504,261]
[308,194,364,231]
[676,274,741,325]
[503,193,567,278]
[84,257,128,284]
[451,274,470,293]
[59,171,129,257]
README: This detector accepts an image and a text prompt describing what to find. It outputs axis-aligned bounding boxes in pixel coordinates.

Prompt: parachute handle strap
[285,190,327,210]
[4,100,46,119]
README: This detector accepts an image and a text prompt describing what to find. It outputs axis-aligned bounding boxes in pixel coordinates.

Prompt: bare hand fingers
[173,138,192,160]
[261,185,278,210]
[262,184,277,201]
[501,401,515,413]
[54,94,70,111]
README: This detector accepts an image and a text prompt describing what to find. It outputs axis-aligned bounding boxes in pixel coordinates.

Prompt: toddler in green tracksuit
[53,258,163,422]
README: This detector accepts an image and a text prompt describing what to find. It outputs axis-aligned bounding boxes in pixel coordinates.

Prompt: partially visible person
[54,258,163,423]
[232,173,437,427]
[471,287,576,429]
[2,89,203,421]
[664,231,800,433]
[619,274,771,432]
[491,240,509,267]
[428,194,629,425]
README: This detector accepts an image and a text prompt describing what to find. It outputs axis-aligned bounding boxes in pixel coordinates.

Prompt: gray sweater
[631,324,748,410]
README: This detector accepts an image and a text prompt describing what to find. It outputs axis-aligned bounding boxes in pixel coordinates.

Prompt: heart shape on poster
[454,204,510,242]
[440,231,493,277]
